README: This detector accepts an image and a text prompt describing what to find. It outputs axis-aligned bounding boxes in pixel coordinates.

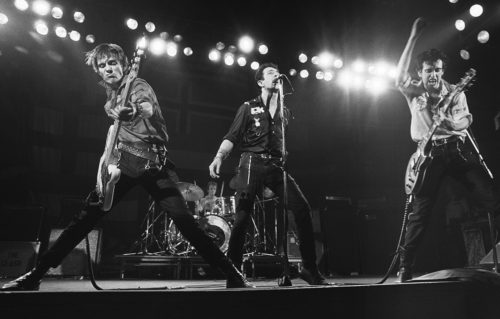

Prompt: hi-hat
[177,182,204,201]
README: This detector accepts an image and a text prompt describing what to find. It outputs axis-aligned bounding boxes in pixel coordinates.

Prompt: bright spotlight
[298,53,308,63]
[289,69,297,76]
[86,34,95,44]
[51,7,63,19]
[227,45,237,53]
[318,52,334,68]
[299,69,309,78]
[366,78,388,95]
[126,18,138,30]
[237,56,247,66]
[250,61,260,70]
[137,36,148,50]
[0,13,8,25]
[373,61,389,76]
[224,53,235,66]
[258,44,268,55]
[469,4,483,17]
[14,0,29,11]
[324,71,334,81]
[238,35,255,54]
[32,0,50,16]
[173,34,183,42]
[166,42,178,57]
[455,19,465,31]
[54,25,67,38]
[69,30,81,41]
[449,0,458,3]
[216,42,225,50]
[388,66,398,78]
[209,49,221,62]
[183,47,193,56]
[316,71,324,80]
[149,38,166,55]
[333,59,343,69]
[460,49,470,60]
[74,11,85,23]
[352,60,366,73]
[477,30,489,44]
[34,20,49,35]
[160,32,168,40]
[145,22,156,33]
[338,70,353,88]
[311,56,319,65]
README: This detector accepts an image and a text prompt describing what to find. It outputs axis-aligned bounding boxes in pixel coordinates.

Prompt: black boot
[220,258,255,289]
[397,267,413,283]
[299,267,331,286]
[1,267,45,291]
[396,247,414,283]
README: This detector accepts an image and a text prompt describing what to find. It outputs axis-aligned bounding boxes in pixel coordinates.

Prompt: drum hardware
[127,197,166,255]
[177,182,204,202]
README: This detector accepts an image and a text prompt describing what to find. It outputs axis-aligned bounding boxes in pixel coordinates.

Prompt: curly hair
[414,48,448,72]
[255,62,279,82]
[85,43,129,73]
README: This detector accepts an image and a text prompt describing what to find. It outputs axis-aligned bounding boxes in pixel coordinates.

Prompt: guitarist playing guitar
[1,42,252,291]
[394,17,499,283]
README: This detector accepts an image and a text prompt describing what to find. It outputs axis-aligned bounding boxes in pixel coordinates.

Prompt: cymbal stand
[128,197,163,255]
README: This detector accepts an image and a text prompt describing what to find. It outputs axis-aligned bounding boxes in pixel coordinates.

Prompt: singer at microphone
[272,74,285,83]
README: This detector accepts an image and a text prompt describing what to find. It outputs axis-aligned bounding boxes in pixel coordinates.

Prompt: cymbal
[177,182,204,201]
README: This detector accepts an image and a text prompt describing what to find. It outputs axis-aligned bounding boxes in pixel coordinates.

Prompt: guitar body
[404,151,432,195]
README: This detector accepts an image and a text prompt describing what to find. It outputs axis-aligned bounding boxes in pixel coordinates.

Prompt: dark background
[0,0,499,276]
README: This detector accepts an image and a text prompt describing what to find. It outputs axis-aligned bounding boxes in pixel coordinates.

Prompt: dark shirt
[223,95,290,157]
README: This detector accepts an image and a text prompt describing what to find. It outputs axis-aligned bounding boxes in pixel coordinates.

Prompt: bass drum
[198,215,232,253]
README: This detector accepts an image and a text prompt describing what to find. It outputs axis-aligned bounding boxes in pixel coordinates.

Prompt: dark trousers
[40,153,228,272]
[401,139,499,268]
[227,152,317,270]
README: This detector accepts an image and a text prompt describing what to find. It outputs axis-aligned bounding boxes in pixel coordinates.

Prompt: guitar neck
[103,119,121,165]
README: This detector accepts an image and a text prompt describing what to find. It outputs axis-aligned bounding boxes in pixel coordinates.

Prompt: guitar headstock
[127,36,148,77]
[456,68,476,93]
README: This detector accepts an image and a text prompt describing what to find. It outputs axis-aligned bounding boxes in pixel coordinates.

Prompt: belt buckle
[433,138,447,147]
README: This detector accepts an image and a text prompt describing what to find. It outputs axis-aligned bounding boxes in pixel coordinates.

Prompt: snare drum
[207,196,236,217]
[198,215,232,253]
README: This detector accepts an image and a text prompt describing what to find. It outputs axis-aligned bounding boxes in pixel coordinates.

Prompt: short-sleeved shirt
[398,77,472,142]
[101,77,169,148]
[223,95,290,157]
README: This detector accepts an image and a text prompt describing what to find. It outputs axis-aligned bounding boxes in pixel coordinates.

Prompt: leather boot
[396,247,414,283]
[397,266,413,283]
[219,258,255,288]
[299,267,331,286]
[1,267,46,291]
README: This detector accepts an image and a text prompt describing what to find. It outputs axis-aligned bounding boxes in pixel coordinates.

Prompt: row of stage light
[0,0,492,96]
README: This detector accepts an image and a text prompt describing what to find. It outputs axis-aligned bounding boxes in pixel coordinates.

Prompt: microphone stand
[277,77,292,286]
[466,129,498,273]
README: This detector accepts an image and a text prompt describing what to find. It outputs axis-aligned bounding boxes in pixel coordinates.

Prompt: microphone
[272,74,286,83]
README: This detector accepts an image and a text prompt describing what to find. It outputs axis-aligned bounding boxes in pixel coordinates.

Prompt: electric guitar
[404,68,476,195]
[96,42,147,211]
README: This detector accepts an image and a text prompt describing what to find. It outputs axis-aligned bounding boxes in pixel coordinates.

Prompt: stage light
[183,47,193,56]
[74,11,85,23]
[126,18,138,30]
[0,13,8,25]
[324,71,334,81]
[298,53,308,63]
[34,20,49,35]
[460,49,470,60]
[166,42,177,57]
[250,61,259,70]
[338,70,353,88]
[209,49,221,62]
[51,7,63,19]
[366,78,388,95]
[145,22,155,33]
[160,32,168,40]
[228,45,237,53]
[316,71,324,80]
[470,4,483,17]
[449,0,458,3]
[216,42,225,50]
[150,38,166,55]
[238,35,254,54]
[333,58,343,69]
[224,52,235,66]
[32,0,50,16]
[173,34,183,42]
[373,61,390,76]
[14,0,29,11]
[477,30,489,43]
[54,25,67,38]
[388,66,398,78]
[318,52,334,69]
[353,60,366,73]
[311,56,319,65]
[258,44,268,55]
[69,30,80,41]
[299,69,309,78]
[237,56,247,66]
[137,36,148,51]
[289,69,297,76]
[455,19,465,31]
[86,34,95,44]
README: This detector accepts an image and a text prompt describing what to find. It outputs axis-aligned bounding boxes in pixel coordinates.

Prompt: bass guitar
[404,68,476,195]
[96,41,147,211]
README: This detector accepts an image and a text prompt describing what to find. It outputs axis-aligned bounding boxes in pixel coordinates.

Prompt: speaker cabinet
[46,229,102,276]
[320,196,361,276]
[0,241,40,278]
